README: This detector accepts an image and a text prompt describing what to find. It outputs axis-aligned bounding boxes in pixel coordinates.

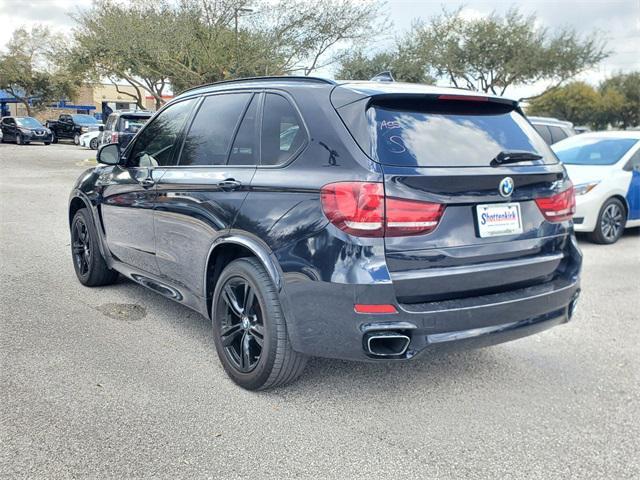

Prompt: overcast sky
[1,0,638,98]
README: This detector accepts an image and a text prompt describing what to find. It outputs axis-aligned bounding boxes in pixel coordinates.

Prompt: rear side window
[180,93,251,166]
[118,115,149,134]
[548,125,568,143]
[533,124,552,144]
[228,96,258,166]
[367,100,555,167]
[261,94,305,166]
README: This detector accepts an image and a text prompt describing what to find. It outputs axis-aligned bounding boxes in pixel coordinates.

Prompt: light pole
[234,7,254,77]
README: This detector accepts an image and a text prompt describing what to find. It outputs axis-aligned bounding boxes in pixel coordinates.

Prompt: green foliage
[0,26,78,116]
[526,73,640,129]
[400,8,608,94]
[599,72,640,129]
[526,82,600,126]
[335,47,433,83]
[71,0,386,100]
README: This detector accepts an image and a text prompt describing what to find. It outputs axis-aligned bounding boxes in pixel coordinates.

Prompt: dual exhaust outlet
[364,331,411,357]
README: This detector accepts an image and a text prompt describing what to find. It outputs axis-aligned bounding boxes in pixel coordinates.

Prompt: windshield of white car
[16,117,43,129]
[72,114,98,124]
[553,137,638,165]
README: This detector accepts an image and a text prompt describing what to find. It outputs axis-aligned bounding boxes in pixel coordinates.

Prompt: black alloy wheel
[70,208,119,286]
[212,258,307,390]
[590,198,626,244]
[218,276,265,372]
[72,215,92,277]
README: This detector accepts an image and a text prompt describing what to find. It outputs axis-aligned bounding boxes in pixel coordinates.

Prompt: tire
[73,133,80,145]
[589,197,626,244]
[70,208,119,286]
[44,142,51,146]
[90,137,98,150]
[212,257,307,390]
[52,134,58,144]
[16,133,23,145]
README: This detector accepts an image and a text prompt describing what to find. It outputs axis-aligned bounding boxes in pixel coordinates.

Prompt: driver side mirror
[99,125,104,132]
[97,143,121,165]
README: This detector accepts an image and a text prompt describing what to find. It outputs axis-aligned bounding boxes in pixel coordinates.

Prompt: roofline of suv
[177,76,337,97]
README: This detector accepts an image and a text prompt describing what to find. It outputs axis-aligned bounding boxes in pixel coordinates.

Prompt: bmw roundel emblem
[499,177,514,197]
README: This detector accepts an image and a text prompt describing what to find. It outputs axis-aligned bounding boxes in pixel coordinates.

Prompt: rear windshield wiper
[491,150,542,166]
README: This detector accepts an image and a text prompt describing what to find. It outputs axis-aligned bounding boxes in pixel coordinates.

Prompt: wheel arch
[606,194,629,220]
[204,235,283,319]
[68,194,91,226]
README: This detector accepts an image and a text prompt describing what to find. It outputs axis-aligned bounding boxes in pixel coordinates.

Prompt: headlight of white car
[574,181,600,196]
[81,127,88,132]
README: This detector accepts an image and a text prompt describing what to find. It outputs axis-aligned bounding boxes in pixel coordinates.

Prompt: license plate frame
[476,202,523,238]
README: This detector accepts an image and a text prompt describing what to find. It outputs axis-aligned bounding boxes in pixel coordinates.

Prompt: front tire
[89,137,98,150]
[16,133,23,145]
[73,133,80,145]
[71,208,119,286]
[589,197,626,244]
[212,257,307,390]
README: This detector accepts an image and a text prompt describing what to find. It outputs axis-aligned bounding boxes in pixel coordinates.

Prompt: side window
[261,94,305,166]
[128,98,196,167]
[179,93,251,166]
[624,148,640,171]
[548,125,568,143]
[105,115,117,131]
[228,95,258,166]
[533,124,552,144]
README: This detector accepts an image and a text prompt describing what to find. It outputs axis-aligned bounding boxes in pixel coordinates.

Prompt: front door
[98,98,197,275]
[154,92,260,297]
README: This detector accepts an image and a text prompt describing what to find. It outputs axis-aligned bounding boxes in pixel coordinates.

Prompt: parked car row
[0,110,152,150]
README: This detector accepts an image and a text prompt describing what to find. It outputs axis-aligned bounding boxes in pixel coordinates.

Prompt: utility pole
[234,7,254,77]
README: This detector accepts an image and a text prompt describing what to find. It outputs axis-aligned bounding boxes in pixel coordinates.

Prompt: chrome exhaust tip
[365,332,411,357]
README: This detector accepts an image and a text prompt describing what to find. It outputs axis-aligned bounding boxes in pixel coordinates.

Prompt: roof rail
[177,75,337,96]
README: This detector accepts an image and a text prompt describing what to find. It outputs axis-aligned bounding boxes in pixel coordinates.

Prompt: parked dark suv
[99,110,153,150]
[68,77,582,390]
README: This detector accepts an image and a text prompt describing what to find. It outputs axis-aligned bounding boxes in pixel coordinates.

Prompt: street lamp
[234,7,254,76]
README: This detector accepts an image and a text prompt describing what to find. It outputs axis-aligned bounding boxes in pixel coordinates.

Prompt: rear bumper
[282,236,582,362]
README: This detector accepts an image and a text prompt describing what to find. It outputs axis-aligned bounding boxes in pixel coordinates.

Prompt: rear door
[154,92,259,297]
[368,96,572,303]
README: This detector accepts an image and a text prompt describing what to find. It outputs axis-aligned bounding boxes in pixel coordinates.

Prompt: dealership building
[0,83,172,121]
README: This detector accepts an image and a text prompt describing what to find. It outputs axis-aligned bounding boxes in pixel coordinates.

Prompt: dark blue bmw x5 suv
[68,77,582,389]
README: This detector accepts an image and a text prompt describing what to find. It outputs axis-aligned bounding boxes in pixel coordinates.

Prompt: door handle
[218,179,242,190]
[139,177,155,189]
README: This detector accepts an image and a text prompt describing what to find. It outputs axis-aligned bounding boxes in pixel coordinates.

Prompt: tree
[0,26,77,116]
[71,0,386,96]
[71,1,172,109]
[335,47,433,83]
[599,72,640,129]
[404,8,608,95]
[526,82,601,126]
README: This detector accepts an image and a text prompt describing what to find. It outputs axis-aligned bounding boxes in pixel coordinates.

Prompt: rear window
[367,100,555,167]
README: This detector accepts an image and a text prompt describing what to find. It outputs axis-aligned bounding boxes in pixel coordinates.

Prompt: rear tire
[589,197,626,244]
[71,208,119,286]
[212,257,307,390]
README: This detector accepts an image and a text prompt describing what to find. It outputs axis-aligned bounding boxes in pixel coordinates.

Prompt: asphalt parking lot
[1,142,639,479]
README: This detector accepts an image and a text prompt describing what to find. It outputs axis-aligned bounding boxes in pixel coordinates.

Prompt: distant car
[46,114,103,145]
[0,116,53,145]
[574,126,591,134]
[528,116,576,145]
[79,130,101,150]
[553,131,640,244]
[99,110,152,150]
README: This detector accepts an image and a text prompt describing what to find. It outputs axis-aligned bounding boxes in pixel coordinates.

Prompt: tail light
[535,183,575,222]
[111,132,119,143]
[320,182,444,237]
